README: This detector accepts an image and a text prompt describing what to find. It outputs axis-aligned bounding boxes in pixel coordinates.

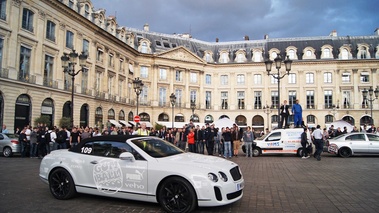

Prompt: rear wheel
[158,177,197,213]
[49,168,76,200]
[297,148,303,157]
[3,147,13,157]
[339,147,352,158]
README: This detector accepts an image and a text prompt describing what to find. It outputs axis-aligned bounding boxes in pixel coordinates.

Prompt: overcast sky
[90,0,379,42]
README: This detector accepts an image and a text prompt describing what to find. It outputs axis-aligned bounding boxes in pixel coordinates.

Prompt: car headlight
[218,172,228,182]
[208,173,218,182]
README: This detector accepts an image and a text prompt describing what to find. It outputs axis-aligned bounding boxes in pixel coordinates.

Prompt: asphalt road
[1,152,379,213]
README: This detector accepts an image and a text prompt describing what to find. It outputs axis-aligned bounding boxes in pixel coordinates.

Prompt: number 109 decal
[81,147,93,154]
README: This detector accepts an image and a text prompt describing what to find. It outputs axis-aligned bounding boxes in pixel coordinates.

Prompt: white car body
[39,135,244,213]
[253,128,304,156]
[327,132,379,157]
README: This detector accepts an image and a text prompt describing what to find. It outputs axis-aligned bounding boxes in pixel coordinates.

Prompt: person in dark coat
[280,100,290,128]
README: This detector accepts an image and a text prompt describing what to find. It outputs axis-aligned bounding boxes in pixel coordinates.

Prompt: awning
[119,120,131,127]
[109,119,122,127]
[129,121,153,128]
[156,122,205,129]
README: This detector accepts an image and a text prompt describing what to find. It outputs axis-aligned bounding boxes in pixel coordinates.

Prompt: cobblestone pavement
[1,153,379,213]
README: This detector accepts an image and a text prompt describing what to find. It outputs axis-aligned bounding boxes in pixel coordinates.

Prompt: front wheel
[158,177,197,213]
[3,147,13,157]
[339,147,352,158]
[49,168,76,200]
[253,148,260,157]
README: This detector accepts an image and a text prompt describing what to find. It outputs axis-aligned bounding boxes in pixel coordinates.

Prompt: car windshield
[131,138,184,158]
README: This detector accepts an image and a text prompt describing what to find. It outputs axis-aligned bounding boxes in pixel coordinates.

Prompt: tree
[60,117,71,129]
[34,115,51,127]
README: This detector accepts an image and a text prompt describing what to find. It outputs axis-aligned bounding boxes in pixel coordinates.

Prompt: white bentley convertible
[39,135,244,213]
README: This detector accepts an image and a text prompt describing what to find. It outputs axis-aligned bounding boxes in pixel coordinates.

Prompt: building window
[237,91,245,109]
[84,4,90,19]
[82,39,89,56]
[253,51,261,62]
[108,75,113,95]
[119,58,124,72]
[205,53,211,62]
[271,91,279,109]
[159,68,167,80]
[140,86,148,105]
[118,80,123,96]
[325,115,334,123]
[205,74,211,85]
[288,91,296,107]
[236,53,244,62]
[324,90,333,109]
[108,54,114,67]
[68,0,74,9]
[159,87,166,106]
[66,31,74,49]
[360,72,369,83]
[0,0,6,20]
[271,74,278,84]
[305,73,314,84]
[46,20,56,42]
[288,73,296,84]
[253,74,262,85]
[341,49,349,59]
[343,91,351,109]
[43,55,54,87]
[341,72,350,83]
[306,90,314,109]
[288,49,295,59]
[221,52,228,63]
[237,74,245,85]
[220,75,228,85]
[22,8,34,32]
[81,68,88,92]
[96,49,103,62]
[205,91,211,109]
[189,91,196,104]
[190,72,197,83]
[324,48,330,58]
[141,42,148,53]
[95,72,100,91]
[175,89,182,107]
[221,92,228,109]
[140,66,148,78]
[324,72,332,83]
[175,70,183,82]
[254,91,262,109]
[19,46,31,81]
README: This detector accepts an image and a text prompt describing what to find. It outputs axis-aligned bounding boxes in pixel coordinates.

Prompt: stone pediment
[156,47,205,64]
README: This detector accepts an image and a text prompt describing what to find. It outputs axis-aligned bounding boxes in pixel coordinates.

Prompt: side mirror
[119,152,135,162]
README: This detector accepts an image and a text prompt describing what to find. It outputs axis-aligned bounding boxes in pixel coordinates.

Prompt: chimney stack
[143,23,149,31]
[216,38,219,42]
[329,30,337,37]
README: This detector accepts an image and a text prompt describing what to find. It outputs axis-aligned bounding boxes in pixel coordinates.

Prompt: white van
[244,128,305,157]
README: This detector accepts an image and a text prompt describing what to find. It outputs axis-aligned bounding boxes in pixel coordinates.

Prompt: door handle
[90,161,98,164]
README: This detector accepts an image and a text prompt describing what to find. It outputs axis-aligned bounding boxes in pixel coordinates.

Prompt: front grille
[227,189,242,200]
[230,166,242,181]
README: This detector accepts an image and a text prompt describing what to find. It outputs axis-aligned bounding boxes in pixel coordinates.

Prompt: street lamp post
[170,93,176,129]
[132,77,144,117]
[265,55,292,128]
[190,100,196,121]
[262,104,272,130]
[61,50,88,128]
[362,86,379,125]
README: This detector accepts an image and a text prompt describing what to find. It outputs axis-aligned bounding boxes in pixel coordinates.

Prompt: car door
[262,132,282,154]
[367,134,379,153]
[346,133,369,153]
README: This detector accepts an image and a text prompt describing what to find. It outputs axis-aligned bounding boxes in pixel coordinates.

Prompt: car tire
[158,177,197,213]
[49,168,77,200]
[3,146,13,157]
[297,148,303,157]
[241,144,246,153]
[339,147,352,158]
[253,148,260,157]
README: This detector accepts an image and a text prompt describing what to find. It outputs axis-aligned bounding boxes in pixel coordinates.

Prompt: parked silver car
[0,133,20,157]
[327,132,379,157]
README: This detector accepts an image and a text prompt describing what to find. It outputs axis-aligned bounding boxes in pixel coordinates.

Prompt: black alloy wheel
[49,168,76,200]
[339,147,352,158]
[158,177,197,213]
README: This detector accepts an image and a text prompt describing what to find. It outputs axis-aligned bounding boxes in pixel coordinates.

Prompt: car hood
[158,153,237,170]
